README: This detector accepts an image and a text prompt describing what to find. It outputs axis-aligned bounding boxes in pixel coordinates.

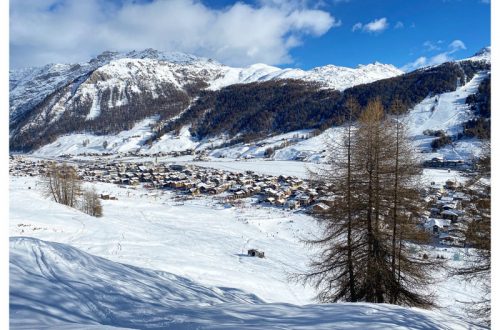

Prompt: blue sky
[287,0,491,70]
[9,0,490,70]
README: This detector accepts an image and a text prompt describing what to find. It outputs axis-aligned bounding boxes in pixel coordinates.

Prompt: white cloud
[401,53,453,72]
[352,22,362,31]
[401,40,467,72]
[427,52,453,65]
[423,41,441,52]
[400,56,427,72]
[9,0,339,68]
[352,17,389,34]
[394,21,404,29]
[363,17,389,33]
[449,39,466,53]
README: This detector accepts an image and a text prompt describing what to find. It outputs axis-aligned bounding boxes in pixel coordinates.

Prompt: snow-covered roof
[441,210,458,216]
[425,218,451,228]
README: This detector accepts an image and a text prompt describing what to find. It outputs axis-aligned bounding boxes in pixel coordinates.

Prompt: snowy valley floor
[9,171,487,329]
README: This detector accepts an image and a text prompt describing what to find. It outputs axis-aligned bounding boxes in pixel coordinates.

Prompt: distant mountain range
[9,47,490,153]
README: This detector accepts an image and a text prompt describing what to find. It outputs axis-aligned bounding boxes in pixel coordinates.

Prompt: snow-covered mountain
[9,49,223,127]
[9,49,194,124]
[208,61,403,90]
[9,49,403,125]
[460,46,491,63]
[10,47,490,156]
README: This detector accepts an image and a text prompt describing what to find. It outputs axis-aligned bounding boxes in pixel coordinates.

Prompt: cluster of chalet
[420,179,473,247]
[63,149,195,159]
[78,161,332,211]
[423,156,467,169]
[9,156,49,177]
[9,156,334,212]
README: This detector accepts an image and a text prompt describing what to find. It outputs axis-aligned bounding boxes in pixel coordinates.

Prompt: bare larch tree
[299,98,438,309]
[43,162,81,207]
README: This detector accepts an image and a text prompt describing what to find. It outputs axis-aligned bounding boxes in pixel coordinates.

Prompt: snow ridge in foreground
[10,237,485,330]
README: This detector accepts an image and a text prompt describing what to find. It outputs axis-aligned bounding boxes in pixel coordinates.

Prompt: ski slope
[406,71,489,160]
[33,117,159,156]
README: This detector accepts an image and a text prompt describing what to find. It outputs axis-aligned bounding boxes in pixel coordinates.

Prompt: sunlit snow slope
[406,71,489,160]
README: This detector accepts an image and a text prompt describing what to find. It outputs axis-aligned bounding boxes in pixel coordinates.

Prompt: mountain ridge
[9,48,404,125]
[9,47,490,153]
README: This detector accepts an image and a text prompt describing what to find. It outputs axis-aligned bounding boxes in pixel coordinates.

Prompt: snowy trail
[10,237,486,330]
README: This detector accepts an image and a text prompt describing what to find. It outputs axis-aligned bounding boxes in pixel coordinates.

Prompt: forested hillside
[161,60,489,143]
[10,59,490,152]
[462,75,491,139]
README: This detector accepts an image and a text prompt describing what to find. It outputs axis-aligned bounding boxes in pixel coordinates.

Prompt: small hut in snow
[248,249,265,258]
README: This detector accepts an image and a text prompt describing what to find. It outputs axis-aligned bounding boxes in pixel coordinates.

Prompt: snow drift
[10,237,485,329]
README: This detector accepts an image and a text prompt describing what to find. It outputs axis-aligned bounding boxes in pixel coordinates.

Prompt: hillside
[30,69,490,164]
[11,236,485,329]
[9,175,486,329]
[166,60,489,142]
[9,48,490,162]
[9,49,403,152]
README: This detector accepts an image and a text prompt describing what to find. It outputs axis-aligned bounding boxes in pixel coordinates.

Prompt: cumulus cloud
[9,0,339,68]
[401,40,467,71]
[352,17,389,33]
[364,18,389,32]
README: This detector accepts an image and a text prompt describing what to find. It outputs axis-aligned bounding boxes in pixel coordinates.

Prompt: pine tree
[299,98,437,308]
[297,97,364,302]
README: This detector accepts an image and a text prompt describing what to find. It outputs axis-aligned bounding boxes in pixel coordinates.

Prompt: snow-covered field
[10,176,318,305]
[187,159,316,179]
[9,172,487,329]
[11,237,482,329]
[13,236,480,330]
